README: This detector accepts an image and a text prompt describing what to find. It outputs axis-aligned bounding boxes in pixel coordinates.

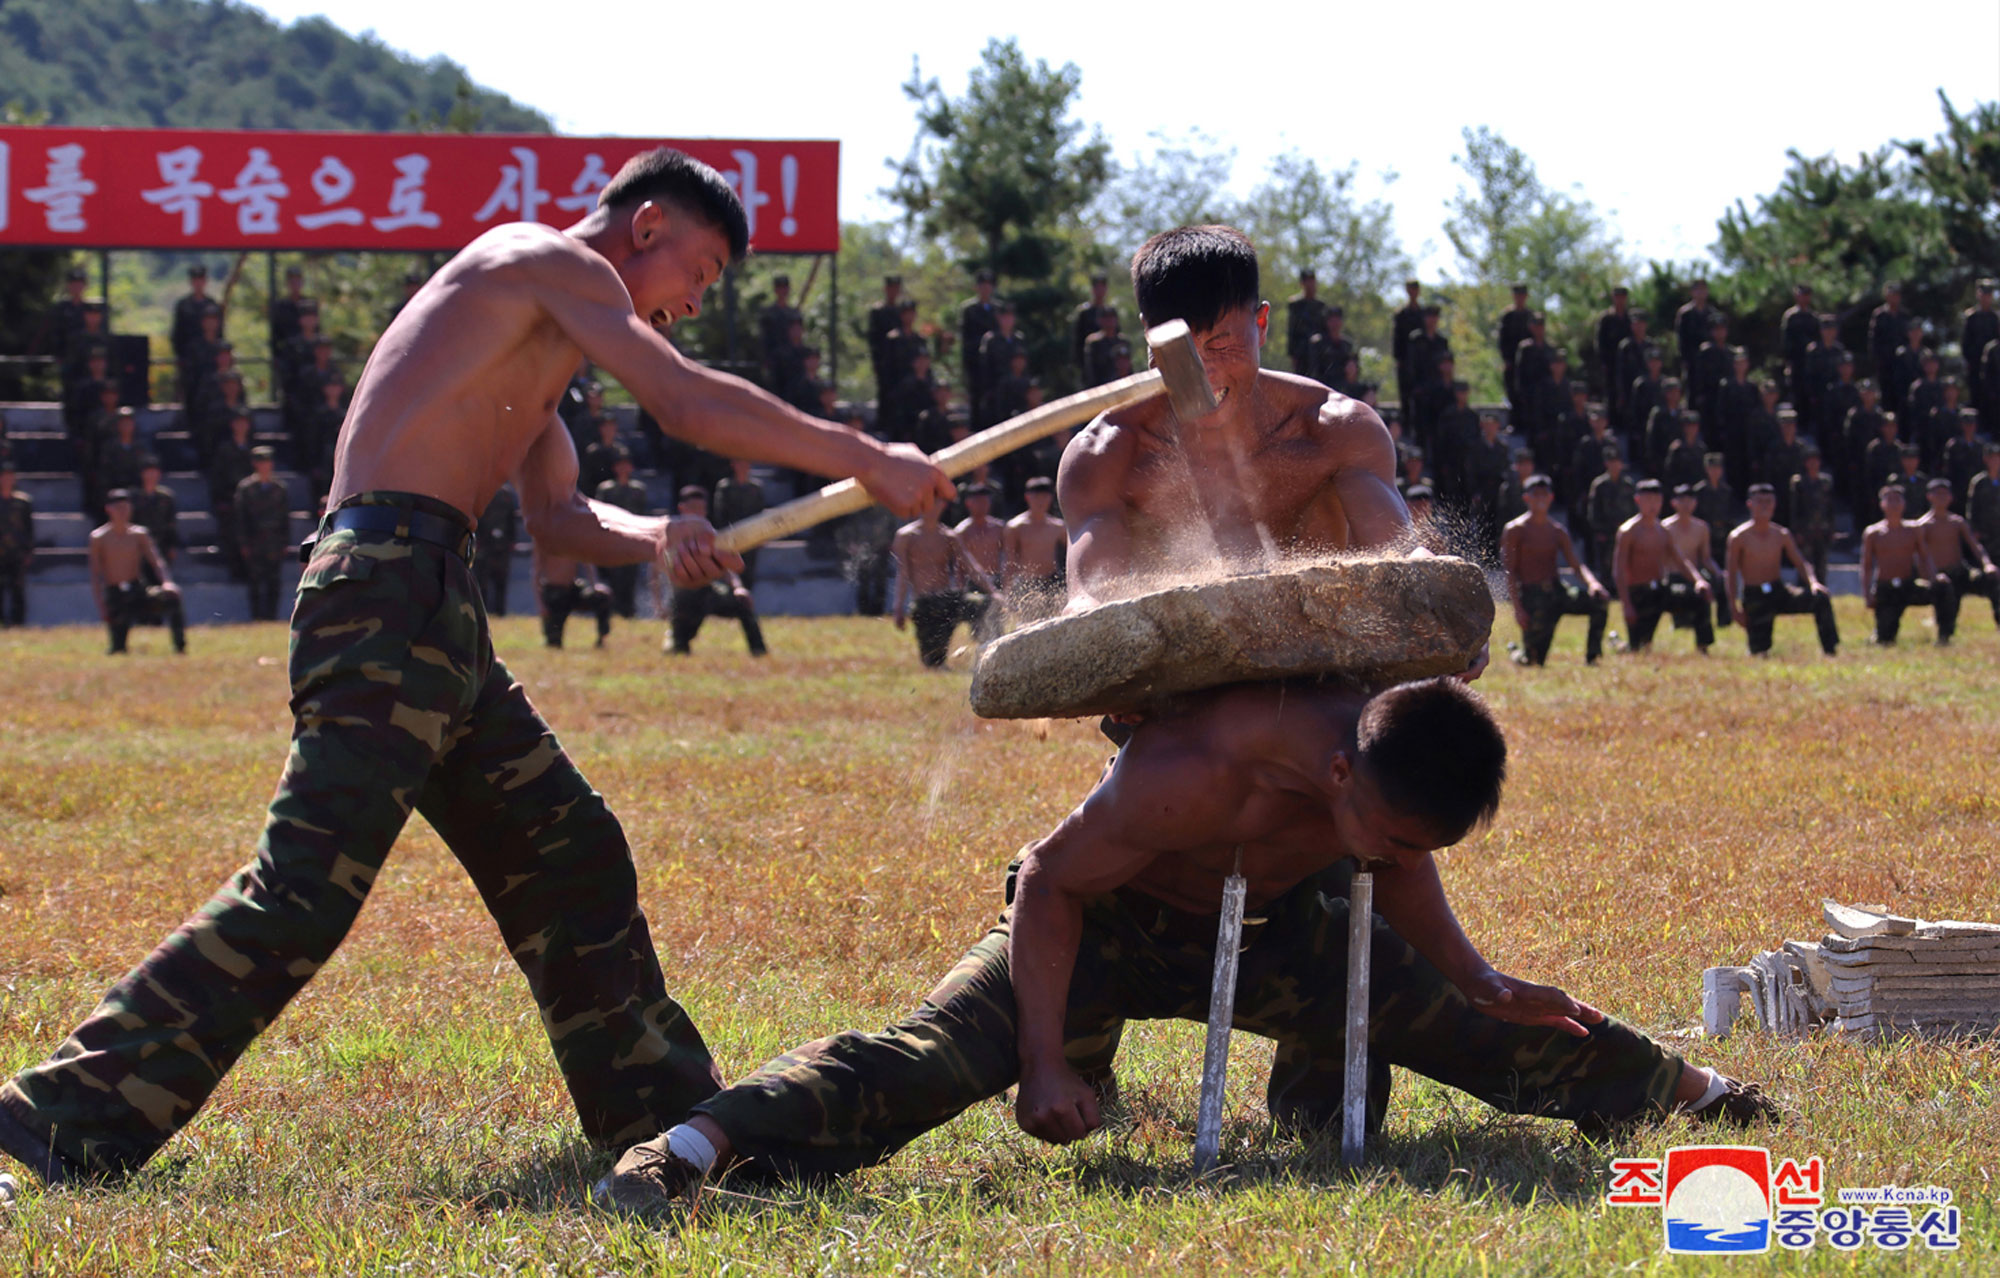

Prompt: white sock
[664,1124,718,1173]
[1685,1067,1729,1112]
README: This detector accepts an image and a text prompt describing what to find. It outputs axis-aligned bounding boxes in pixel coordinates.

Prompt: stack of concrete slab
[1705,902,2000,1040]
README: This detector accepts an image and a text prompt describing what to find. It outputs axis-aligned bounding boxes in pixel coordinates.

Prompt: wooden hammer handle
[713,367,1168,554]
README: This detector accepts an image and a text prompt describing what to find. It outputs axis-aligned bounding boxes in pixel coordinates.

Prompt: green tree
[1442,127,1634,401]
[888,39,1111,384]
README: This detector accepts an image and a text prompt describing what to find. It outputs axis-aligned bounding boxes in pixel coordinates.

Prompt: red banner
[0,127,839,254]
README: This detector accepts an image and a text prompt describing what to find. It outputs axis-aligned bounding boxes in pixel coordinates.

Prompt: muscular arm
[1561,527,1603,594]
[1056,422,1134,609]
[532,242,949,516]
[1725,531,1746,613]
[1859,528,1877,602]
[1321,399,1412,549]
[1613,526,1635,610]
[87,534,107,622]
[1010,735,1239,1129]
[141,530,173,590]
[1369,854,1491,991]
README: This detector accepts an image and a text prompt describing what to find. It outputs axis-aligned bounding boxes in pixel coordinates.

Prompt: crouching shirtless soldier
[91,487,187,655]
[1727,484,1839,657]
[596,678,1774,1210]
[0,148,953,1188]
[1502,474,1608,665]
[1862,485,1951,645]
[1914,476,2000,636]
[1614,479,1712,653]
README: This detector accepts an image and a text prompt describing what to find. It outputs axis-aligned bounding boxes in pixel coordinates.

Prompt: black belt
[301,506,476,564]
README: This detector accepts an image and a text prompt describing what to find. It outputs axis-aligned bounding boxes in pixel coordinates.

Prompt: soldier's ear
[630,200,669,250]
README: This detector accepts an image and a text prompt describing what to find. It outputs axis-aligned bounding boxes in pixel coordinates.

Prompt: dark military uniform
[1868,302,1906,390]
[687,857,1683,1178]
[1862,434,1906,524]
[1511,339,1552,439]
[1982,343,2000,436]
[1714,375,1760,492]
[97,434,148,507]
[1587,471,1638,582]
[1432,406,1481,505]
[1968,470,2000,558]
[1643,403,1689,478]
[1964,303,2000,429]
[1517,581,1608,665]
[1801,338,1847,432]
[592,477,651,617]
[670,580,767,656]
[1692,478,1736,568]
[1626,373,1664,452]
[1943,430,1988,513]
[1893,466,1930,517]
[1464,434,1511,551]
[1789,471,1835,582]
[975,329,1028,427]
[1841,404,1883,501]
[981,375,1031,440]
[1741,580,1840,656]
[1903,378,1946,469]
[1673,300,1711,383]
[758,299,803,380]
[1690,340,1731,431]
[1497,306,1534,408]
[867,298,905,400]
[1493,469,1527,530]
[2,492,722,1177]
[1305,330,1355,391]
[131,485,181,569]
[1663,438,1708,495]
[1392,301,1426,419]
[1593,307,1632,398]
[1082,331,1126,390]
[579,433,627,497]
[1568,436,1616,531]
[235,473,292,621]
[1816,379,1861,473]
[476,485,520,615]
[959,296,1000,409]
[1886,343,1926,419]
[711,474,768,590]
[882,370,937,447]
[0,485,32,626]
[208,435,256,579]
[1779,303,1820,410]
[1763,436,1808,526]
[1069,299,1108,374]
[1407,329,1453,407]
[269,290,309,353]
[170,291,215,403]
[1286,293,1329,374]
[541,575,613,648]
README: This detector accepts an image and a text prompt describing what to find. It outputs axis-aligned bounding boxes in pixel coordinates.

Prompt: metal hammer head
[1145,320,1221,420]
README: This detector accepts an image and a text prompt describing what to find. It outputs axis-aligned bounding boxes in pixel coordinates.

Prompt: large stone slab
[968,556,1493,720]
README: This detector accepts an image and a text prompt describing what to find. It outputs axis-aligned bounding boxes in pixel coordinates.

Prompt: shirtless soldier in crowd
[1663,484,1727,637]
[952,482,1007,586]
[893,498,996,668]
[1914,476,2000,636]
[1502,475,1608,666]
[596,677,1773,1209]
[1726,484,1839,657]
[1613,479,1712,653]
[0,147,951,1188]
[1002,475,1067,619]
[89,488,187,656]
[1861,486,1950,645]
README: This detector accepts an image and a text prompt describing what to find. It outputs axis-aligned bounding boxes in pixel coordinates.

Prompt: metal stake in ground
[1194,846,1248,1173]
[1342,871,1374,1167]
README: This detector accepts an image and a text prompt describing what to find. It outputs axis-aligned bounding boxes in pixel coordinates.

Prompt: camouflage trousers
[1,491,720,1176]
[694,860,1684,1179]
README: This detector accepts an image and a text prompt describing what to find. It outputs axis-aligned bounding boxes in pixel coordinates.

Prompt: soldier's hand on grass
[859,442,957,519]
[1016,1063,1102,1144]
[893,608,908,630]
[660,517,742,590]
[1459,969,1604,1038]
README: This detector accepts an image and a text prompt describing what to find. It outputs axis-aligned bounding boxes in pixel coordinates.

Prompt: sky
[247,1,2000,278]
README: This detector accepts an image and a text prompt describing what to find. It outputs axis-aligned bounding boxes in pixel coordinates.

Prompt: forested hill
[0,0,550,133]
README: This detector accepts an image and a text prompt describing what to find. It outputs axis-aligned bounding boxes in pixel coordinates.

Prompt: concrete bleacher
[3,401,860,628]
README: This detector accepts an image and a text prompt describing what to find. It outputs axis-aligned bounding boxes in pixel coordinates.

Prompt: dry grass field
[2,602,1997,1275]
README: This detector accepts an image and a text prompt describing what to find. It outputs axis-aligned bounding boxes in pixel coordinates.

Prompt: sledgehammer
[712,320,1218,553]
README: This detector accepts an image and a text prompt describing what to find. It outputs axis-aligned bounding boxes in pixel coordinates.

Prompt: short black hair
[600,148,750,262]
[1355,679,1506,841]
[1131,225,1260,332]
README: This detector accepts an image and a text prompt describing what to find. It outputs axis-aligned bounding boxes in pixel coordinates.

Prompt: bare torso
[1618,517,1674,584]
[330,225,614,523]
[894,522,968,595]
[1110,684,1361,912]
[1915,513,1968,569]
[1730,523,1791,586]
[1865,522,1923,582]
[1502,516,1569,587]
[538,546,583,586]
[1663,513,1711,573]
[953,515,1005,578]
[1061,374,1399,600]
[88,524,151,587]
[1003,513,1066,581]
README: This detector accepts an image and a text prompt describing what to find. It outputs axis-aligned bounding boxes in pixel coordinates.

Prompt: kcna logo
[1606,1146,1959,1255]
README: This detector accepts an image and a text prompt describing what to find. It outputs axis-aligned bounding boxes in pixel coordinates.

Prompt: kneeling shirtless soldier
[597,678,1775,1210]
